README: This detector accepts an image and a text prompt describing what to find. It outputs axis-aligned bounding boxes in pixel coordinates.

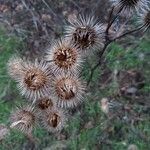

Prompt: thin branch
[106,6,115,38]
[87,6,122,86]
[113,25,145,41]
[41,0,57,17]
[106,6,123,40]
[21,0,39,31]
[87,4,145,86]
[87,41,110,86]
[87,24,144,86]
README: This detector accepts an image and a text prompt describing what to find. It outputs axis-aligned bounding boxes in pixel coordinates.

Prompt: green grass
[67,36,150,150]
[0,28,26,150]
[0,28,149,150]
[0,28,23,100]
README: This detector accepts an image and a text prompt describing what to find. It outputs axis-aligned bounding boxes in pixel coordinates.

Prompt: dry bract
[65,15,103,53]
[73,27,97,49]
[53,47,77,69]
[24,68,47,91]
[40,108,68,133]
[7,56,25,80]
[37,97,54,110]
[46,39,82,74]
[10,106,36,134]
[51,73,86,108]
[55,77,77,100]
[17,60,52,100]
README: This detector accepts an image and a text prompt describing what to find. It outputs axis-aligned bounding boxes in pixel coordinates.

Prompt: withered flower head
[10,106,36,133]
[0,124,10,141]
[65,15,103,53]
[111,0,149,13]
[7,56,25,80]
[46,38,82,74]
[17,60,52,100]
[51,73,86,108]
[40,108,68,133]
[37,97,54,110]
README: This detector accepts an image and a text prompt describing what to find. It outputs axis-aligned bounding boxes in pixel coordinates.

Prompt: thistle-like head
[7,56,25,80]
[50,73,86,108]
[24,68,47,91]
[10,106,36,134]
[37,97,54,110]
[40,108,68,133]
[46,38,82,74]
[65,15,103,53]
[111,0,149,14]
[17,60,52,100]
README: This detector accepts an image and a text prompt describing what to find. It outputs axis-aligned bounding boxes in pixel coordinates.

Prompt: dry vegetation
[0,0,150,150]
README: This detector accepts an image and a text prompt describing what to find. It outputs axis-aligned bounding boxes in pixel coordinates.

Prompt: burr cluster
[0,0,149,141]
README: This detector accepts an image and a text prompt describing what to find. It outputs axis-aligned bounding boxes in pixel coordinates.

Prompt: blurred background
[0,0,150,150]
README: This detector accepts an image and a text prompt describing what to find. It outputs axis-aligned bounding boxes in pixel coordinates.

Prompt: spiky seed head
[40,108,68,133]
[53,47,77,69]
[50,73,86,108]
[65,15,103,53]
[7,56,25,80]
[17,60,52,100]
[0,124,10,141]
[37,97,54,110]
[55,77,77,100]
[24,68,47,90]
[119,0,141,8]
[47,113,60,128]
[111,0,149,13]
[10,106,36,134]
[73,27,96,49]
[46,39,82,74]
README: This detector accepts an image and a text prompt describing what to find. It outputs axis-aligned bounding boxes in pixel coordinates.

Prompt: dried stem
[21,0,39,31]
[87,6,120,86]
[106,6,123,41]
[106,6,115,37]
[87,5,145,86]
[113,25,145,41]
[87,41,110,86]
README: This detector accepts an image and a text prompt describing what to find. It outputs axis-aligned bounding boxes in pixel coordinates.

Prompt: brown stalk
[87,6,144,86]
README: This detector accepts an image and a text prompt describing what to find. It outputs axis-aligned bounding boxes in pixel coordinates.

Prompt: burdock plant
[1,0,149,145]
[46,38,83,74]
[65,15,104,54]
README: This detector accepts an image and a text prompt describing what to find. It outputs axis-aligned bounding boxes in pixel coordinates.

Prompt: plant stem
[113,25,144,41]
[87,41,110,86]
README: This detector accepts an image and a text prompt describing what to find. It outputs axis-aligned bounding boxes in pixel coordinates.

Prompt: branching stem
[87,6,144,86]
